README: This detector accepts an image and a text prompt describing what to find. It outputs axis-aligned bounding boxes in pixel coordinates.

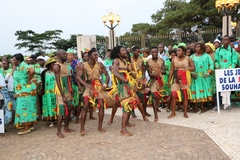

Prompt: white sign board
[215,68,240,92]
[0,110,4,133]
[215,68,240,114]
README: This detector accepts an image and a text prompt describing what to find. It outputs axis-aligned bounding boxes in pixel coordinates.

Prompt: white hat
[214,38,221,44]
[37,56,49,62]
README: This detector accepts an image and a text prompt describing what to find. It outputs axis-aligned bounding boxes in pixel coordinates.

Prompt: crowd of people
[0,34,240,138]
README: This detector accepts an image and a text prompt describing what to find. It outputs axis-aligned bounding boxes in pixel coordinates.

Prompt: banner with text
[0,110,4,133]
[215,68,240,92]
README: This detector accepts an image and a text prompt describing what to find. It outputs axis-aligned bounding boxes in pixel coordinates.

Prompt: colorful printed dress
[13,61,37,125]
[54,62,73,116]
[42,71,57,120]
[82,62,106,108]
[147,58,166,102]
[109,58,138,113]
[170,56,192,102]
[190,53,214,102]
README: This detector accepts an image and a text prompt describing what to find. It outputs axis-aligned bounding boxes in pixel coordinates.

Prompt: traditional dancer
[131,46,150,117]
[76,48,109,135]
[66,49,80,123]
[107,49,149,125]
[53,49,75,138]
[76,51,96,120]
[168,45,195,118]
[110,46,142,136]
[147,47,166,122]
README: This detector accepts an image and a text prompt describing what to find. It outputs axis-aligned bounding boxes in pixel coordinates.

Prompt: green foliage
[14,30,63,54]
[53,34,80,51]
[120,0,240,47]
[131,23,156,36]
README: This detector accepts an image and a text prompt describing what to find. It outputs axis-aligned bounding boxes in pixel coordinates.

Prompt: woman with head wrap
[190,43,214,113]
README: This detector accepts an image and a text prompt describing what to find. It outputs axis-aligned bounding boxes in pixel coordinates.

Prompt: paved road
[0,113,229,160]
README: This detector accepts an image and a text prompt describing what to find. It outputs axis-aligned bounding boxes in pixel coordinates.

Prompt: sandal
[18,129,31,135]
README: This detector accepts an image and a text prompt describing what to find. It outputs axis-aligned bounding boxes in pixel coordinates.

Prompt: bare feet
[64,128,75,132]
[90,116,97,120]
[132,114,137,118]
[145,112,151,117]
[184,114,189,118]
[168,114,176,119]
[107,119,113,125]
[120,130,133,136]
[80,130,86,136]
[57,132,65,138]
[154,119,158,122]
[98,127,106,133]
[143,117,149,122]
[126,123,135,127]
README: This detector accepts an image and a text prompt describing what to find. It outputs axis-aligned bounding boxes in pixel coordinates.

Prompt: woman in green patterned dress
[40,58,57,127]
[205,43,217,109]
[190,43,214,112]
[12,53,37,135]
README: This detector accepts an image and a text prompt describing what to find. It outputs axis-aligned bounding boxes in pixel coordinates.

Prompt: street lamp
[102,12,121,49]
[215,0,239,36]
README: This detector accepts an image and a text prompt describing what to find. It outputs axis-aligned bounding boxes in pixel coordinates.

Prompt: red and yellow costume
[147,58,166,103]
[109,58,138,113]
[131,57,147,102]
[170,56,192,102]
[54,62,73,116]
[82,62,106,108]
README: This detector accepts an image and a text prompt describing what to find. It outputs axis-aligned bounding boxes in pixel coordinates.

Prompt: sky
[0,0,165,56]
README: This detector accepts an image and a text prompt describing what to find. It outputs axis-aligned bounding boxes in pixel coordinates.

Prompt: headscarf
[205,42,215,52]
[178,42,187,48]
[67,49,74,54]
